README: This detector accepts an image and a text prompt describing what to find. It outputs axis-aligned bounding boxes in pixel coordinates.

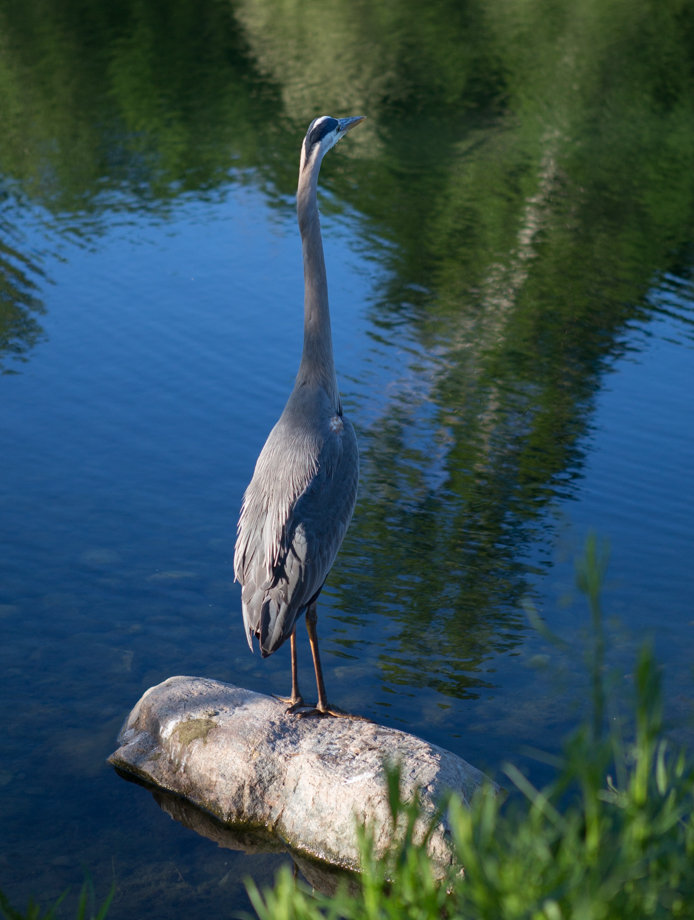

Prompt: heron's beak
[338,115,366,134]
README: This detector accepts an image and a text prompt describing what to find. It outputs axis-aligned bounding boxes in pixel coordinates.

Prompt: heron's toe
[295,704,371,721]
[274,693,315,714]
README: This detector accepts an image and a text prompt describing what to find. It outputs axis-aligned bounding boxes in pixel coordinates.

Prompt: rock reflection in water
[118,771,360,898]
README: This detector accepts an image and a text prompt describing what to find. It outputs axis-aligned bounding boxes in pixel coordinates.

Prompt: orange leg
[302,601,352,718]
[275,629,304,711]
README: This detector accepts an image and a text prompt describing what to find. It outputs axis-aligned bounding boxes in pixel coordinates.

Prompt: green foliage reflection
[0,216,46,373]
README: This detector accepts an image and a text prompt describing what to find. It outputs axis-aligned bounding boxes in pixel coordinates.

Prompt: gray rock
[109,676,495,876]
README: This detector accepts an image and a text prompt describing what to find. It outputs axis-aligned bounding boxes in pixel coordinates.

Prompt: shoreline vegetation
[3,537,693,919]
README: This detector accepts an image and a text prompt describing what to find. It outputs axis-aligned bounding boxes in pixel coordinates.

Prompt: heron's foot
[273,694,306,714]
[295,703,371,722]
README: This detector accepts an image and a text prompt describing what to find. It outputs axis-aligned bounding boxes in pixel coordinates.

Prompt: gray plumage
[234,115,364,714]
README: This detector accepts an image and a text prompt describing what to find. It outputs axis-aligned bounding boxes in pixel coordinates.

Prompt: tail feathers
[241,584,298,658]
[259,595,293,656]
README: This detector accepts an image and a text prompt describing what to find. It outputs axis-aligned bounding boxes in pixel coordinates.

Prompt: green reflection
[0,213,46,373]
[318,0,694,697]
[0,0,285,210]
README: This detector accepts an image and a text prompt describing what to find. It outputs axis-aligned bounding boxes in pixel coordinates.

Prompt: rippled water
[3,176,692,917]
[2,0,694,915]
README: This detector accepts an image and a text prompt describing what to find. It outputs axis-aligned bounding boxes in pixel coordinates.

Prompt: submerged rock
[109,676,495,876]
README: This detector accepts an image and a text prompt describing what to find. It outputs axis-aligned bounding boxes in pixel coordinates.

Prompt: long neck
[296,160,338,401]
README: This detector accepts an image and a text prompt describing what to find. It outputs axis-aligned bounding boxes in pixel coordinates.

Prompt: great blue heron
[234,115,364,716]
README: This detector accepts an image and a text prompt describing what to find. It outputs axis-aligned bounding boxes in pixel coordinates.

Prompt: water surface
[1,0,694,915]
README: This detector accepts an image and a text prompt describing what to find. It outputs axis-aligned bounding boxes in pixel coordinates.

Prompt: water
[2,0,694,915]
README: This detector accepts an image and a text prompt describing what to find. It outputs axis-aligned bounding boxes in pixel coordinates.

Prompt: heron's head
[300,115,365,173]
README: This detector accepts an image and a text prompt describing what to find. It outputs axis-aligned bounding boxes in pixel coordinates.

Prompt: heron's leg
[298,605,370,720]
[305,601,329,712]
[302,601,358,718]
[289,629,302,705]
[275,629,305,711]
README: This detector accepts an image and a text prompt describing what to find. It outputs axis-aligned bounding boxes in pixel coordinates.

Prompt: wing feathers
[234,412,358,657]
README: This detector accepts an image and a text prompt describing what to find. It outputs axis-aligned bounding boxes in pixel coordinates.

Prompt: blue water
[1,169,693,916]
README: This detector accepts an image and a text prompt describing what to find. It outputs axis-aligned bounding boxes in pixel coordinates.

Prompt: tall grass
[0,883,113,920]
[248,535,694,919]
